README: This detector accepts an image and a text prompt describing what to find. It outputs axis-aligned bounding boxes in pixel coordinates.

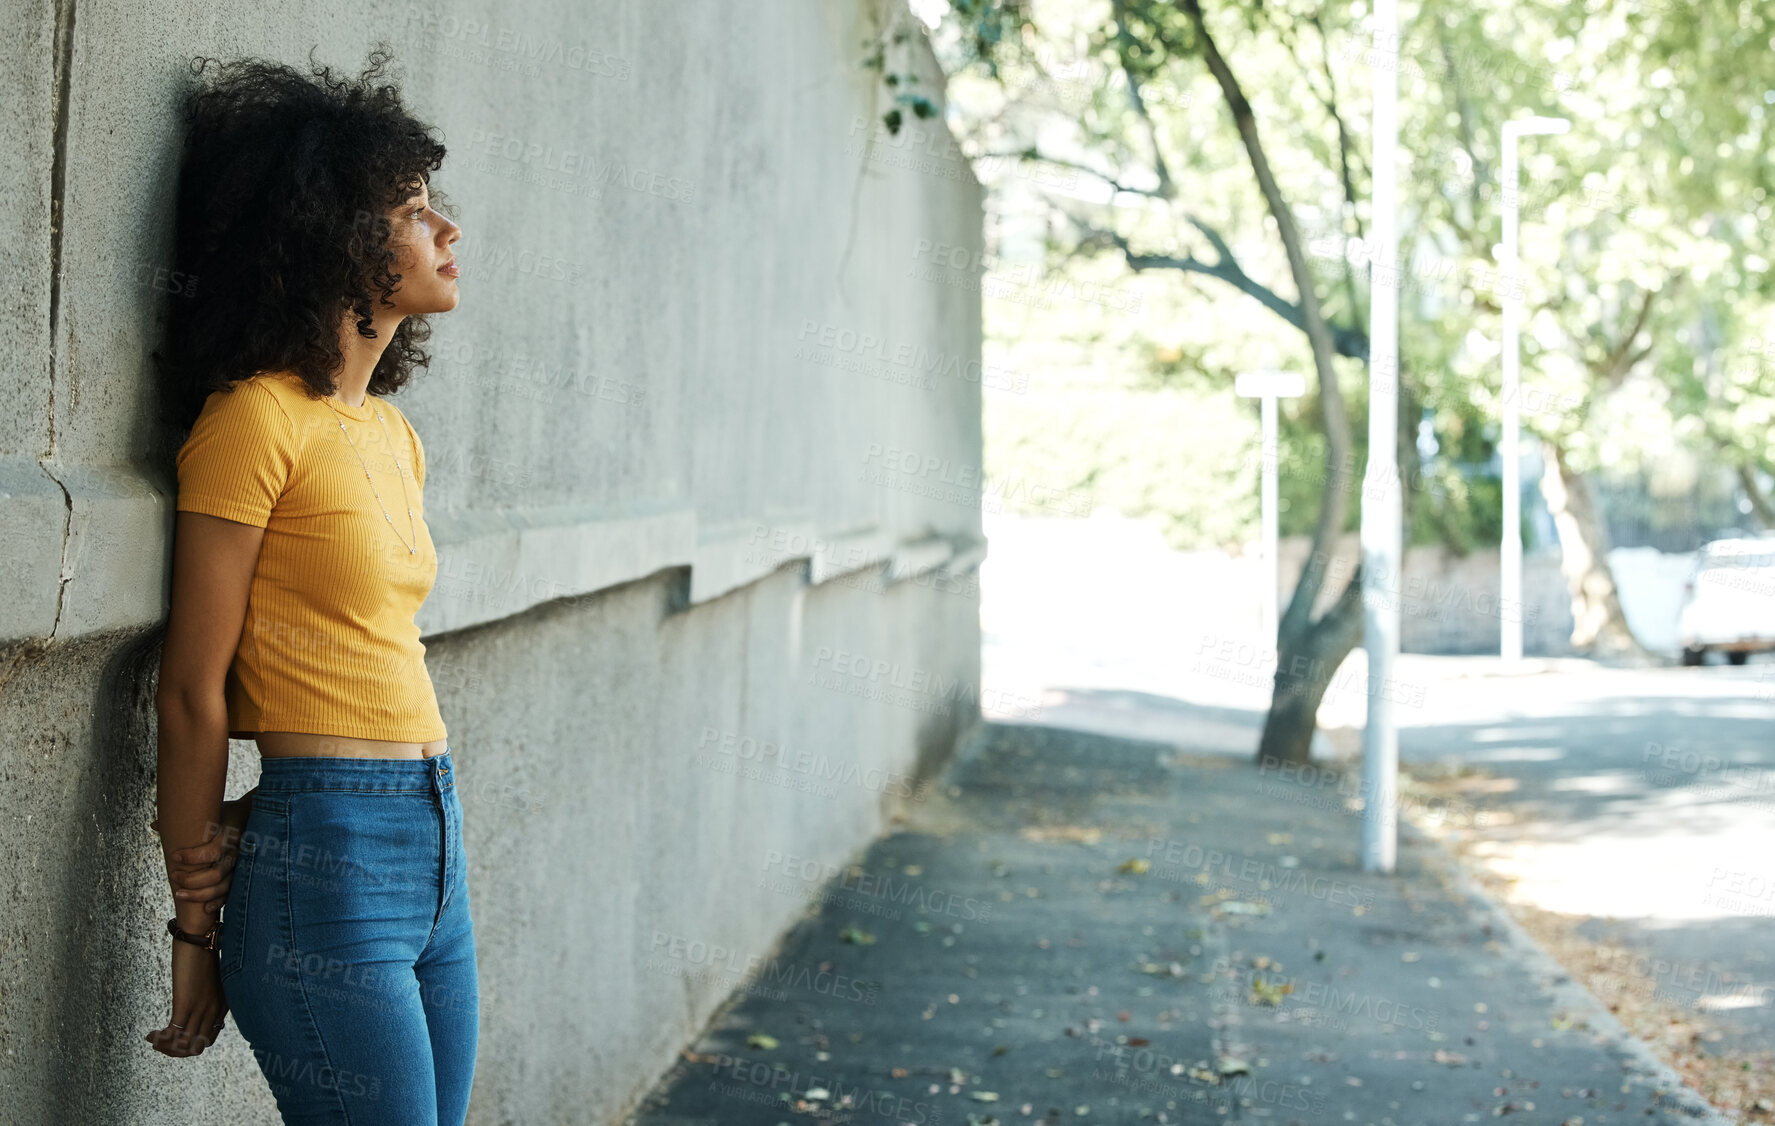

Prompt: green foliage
[915,0,1774,553]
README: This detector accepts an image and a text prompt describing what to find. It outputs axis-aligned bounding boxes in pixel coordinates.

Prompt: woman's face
[386,179,461,315]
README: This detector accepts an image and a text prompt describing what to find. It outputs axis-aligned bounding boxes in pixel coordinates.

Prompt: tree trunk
[1539,440,1654,661]
[1256,381,1423,767]
[1737,463,1775,530]
[1256,571,1366,767]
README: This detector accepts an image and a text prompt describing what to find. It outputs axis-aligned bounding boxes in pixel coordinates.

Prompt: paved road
[1391,661,1775,1063]
[989,658,1775,1097]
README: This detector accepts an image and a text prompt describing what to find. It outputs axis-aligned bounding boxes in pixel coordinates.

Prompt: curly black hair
[152,43,450,434]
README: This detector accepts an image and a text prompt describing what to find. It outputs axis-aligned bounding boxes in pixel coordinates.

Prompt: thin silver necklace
[323,394,418,555]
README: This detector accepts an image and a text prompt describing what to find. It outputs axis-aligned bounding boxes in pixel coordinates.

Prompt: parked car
[1677,536,1775,665]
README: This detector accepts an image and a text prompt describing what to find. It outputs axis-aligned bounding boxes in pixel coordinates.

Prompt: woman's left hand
[150,797,252,918]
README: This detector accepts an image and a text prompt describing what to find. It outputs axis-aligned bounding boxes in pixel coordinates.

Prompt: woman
[146,44,476,1124]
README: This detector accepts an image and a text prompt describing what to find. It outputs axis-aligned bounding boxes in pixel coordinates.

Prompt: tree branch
[1591,283,1660,388]
[977,147,1168,198]
[1110,0,1177,199]
[1090,225,1371,361]
[1179,0,1353,638]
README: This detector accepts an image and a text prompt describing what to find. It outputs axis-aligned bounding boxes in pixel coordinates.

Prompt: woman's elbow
[154,680,226,729]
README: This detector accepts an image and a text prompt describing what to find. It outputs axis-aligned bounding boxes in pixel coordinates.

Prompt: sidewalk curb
[1407,817,1737,1124]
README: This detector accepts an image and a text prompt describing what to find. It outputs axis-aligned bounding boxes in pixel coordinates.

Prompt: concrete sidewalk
[625,721,1730,1125]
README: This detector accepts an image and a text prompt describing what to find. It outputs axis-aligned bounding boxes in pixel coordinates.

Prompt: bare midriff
[254,731,449,759]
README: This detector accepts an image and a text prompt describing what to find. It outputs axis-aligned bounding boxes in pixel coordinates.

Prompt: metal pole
[1497,116,1566,664]
[1501,129,1523,664]
[1361,0,1401,875]
[1239,370,1304,651]
[1262,393,1279,646]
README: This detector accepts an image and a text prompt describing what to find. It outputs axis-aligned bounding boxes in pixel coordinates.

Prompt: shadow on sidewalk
[625,721,1725,1125]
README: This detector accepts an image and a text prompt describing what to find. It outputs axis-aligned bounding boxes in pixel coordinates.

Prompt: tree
[915,0,1439,765]
[901,0,1775,759]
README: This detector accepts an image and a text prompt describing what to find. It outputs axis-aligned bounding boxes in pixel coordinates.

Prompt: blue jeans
[220,748,479,1124]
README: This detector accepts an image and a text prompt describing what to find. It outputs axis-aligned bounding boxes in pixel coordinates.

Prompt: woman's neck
[334,310,405,405]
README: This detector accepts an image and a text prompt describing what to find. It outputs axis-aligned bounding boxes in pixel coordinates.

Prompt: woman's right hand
[144,940,230,1057]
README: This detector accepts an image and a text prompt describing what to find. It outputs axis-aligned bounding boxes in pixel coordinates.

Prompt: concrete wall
[0,1,985,1121]
[1278,534,1695,657]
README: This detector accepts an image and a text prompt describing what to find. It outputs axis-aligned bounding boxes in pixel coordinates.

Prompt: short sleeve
[175,379,297,528]
[397,408,426,490]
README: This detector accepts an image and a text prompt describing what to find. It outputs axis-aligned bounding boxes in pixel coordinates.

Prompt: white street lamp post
[1361,0,1402,875]
[1499,116,1569,665]
[1237,370,1307,646]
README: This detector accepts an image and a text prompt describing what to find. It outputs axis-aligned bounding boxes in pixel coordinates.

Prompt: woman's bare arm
[154,509,265,935]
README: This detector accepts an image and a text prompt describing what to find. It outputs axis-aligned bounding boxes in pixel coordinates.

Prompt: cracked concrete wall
[0,0,985,1121]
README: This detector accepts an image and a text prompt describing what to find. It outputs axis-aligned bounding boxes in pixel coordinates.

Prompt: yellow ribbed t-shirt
[174,370,448,743]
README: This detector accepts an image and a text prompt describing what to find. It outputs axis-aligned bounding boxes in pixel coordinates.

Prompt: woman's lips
[438,262,460,278]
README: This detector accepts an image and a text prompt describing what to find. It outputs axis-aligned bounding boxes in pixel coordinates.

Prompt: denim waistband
[254,745,453,794]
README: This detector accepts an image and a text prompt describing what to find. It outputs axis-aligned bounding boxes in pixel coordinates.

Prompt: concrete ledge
[50,462,177,640]
[688,513,822,605]
[884,534,958,584]
[0,466,984,645]
[0,457,69,642]
[420,501,700,635]
[810,525,900,586]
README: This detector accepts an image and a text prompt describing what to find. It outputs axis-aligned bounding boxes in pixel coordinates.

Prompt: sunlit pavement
[1390,659,1775,1065]
[979,512,1775,1086]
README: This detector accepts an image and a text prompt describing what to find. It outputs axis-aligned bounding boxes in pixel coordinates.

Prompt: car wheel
[1681,646,1706,666]
[1728,650,1750,666]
